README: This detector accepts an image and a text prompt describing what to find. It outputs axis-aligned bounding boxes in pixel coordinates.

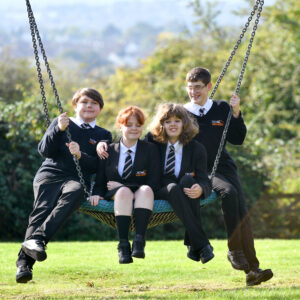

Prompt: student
[145,103,214,264]
[89,106,160,264]
[184,67,273,286]
[16,88,112,283]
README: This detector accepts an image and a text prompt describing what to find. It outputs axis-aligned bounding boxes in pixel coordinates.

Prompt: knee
[179,175,195,189]
[138,185,154,198]
[167,183,180,193]
[221,185,238,200]
[116,186,133,201]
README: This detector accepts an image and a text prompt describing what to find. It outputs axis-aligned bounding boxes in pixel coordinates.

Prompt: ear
[207,82,212,91]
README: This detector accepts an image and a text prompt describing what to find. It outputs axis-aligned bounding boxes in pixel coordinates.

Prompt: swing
[25,0,264,230]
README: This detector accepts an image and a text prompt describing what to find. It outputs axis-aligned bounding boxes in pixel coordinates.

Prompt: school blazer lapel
[112,142,122,179]
[179,143,192,178]
[131,139,143,177]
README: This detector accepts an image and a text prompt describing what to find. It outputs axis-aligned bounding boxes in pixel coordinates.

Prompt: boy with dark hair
[184,67,273,286]
[16,88,112,283]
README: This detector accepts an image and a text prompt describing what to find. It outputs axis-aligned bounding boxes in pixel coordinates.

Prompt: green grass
[0,240,299,299]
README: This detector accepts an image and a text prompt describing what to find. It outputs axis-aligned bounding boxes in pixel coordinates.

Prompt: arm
[145,143,161,193]
[227,95,247,145]
[38,115,66,158]
[193,142,212,199]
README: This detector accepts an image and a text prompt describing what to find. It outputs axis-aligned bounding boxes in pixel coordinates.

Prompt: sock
[115,215,131,241]
[134,208,152,238]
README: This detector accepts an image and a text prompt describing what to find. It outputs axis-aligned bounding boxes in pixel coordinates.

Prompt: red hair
[116,106,145,128]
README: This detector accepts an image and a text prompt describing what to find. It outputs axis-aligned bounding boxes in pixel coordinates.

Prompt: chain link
[25,0,90,197]
[210,0,264,181]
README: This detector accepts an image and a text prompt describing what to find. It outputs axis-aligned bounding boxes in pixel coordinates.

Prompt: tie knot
[127,149,132,155]
[169,145,175,152]
[199,108,205,117]
[81,123,92,129]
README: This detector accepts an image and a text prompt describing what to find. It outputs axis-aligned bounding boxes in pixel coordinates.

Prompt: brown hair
[149,103,198,145]
[186,67,211,85]
[72,88,104,109]
[116,106,145,128]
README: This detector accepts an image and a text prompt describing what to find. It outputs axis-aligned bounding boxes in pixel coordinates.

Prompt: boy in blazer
[90,106,160,264]
[16,88,112,283]
[146,103,214,264]
[184,67,273,286]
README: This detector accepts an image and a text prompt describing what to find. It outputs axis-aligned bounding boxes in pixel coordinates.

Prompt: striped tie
[122,150,133,180]
[165,145,175,175]
[81,123,92,129]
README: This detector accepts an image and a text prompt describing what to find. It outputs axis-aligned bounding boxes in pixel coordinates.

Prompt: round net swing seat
[79,190,218,230]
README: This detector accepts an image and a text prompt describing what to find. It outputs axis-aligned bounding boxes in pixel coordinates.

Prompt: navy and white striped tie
[122,150,133,180]
[165,145,175,175]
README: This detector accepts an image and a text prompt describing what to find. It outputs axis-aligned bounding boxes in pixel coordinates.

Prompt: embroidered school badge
[89,138,97,145]
[136,170,147,177]
[185,172,195,177]
[211,120,224,126]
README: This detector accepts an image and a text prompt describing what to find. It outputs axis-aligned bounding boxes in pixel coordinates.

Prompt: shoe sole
[247,271,274,286]
[201,253,214,264]
[227,255,249,271]
[119,259,133,264]
[22,244,47,262]
[16,272,32,284]
[187,253,200,262]
[132,251,145,259]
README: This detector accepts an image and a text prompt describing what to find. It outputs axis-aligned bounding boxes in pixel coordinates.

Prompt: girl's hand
[97,142,109,159]
[229,94,241,118]
[89,195,103,206]
[183,184,203,199]
[58,112,69,131]
[107,181,123,190]
[66,141,81,159]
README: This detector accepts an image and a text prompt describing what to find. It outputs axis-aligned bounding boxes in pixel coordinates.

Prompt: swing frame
[25,0,264,230]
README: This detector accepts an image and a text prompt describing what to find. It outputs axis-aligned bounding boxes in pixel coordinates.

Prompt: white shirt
[118,140,137,177]
[184,98,213,116]
[70,116,96,128]
[165,141,183,178]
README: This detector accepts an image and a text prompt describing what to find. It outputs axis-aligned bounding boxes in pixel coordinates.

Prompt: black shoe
[246,268,273,286]
[187,246,200,262]
[132,234,145,259]
[227,250,249,271]
[118,240,133,264]
[16,265,32,283]
[199,244,214,264]
[22,239,47,262]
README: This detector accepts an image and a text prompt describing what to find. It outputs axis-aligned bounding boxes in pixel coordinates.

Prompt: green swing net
[25,0,264,230]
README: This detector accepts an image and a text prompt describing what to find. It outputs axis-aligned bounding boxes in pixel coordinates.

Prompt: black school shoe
[199,244,214,264]
[246,268,273,286]
[187,246,201,262]
[16,265,32,283]
[227,250,249,271]
[132,234,145,259]
[118,240,133,264]
[22,239,47,262]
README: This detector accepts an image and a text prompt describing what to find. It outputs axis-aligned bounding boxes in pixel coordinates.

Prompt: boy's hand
[107,181,123,190]
[89,195,103,206]
[97,142,109,159]
[66,141,81,159]
[230,94,241,118]
[183,184,203,199]
[58,112,69,131]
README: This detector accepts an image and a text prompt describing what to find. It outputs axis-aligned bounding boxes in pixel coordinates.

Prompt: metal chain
[25,0,91,197]
[210,0,264,181]
[210,0,261,99]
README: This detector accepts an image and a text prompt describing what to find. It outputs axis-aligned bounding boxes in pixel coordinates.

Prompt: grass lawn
[0,239,299,299]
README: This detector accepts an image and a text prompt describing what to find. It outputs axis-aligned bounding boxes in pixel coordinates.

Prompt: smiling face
[163,116,183,144]
[74,95,101,123]
[186,81,212,106]
[120,115,143,143]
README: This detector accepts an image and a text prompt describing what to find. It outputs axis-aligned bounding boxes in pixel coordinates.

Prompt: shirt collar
[184,98,213,116]
[167,140,182,152]
[120,139,138,155]
[70,116,96,128]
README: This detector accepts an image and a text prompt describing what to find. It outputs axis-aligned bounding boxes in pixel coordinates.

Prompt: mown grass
[0,240,299,299]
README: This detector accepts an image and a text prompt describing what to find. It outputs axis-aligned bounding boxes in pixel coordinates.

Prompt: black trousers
[16,177,84,267]
[157,175,210,251]
[212,170,259,271]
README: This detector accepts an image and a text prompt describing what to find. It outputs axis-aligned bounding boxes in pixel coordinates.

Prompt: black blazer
[93,139,160,197]
[144,133,211,199]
